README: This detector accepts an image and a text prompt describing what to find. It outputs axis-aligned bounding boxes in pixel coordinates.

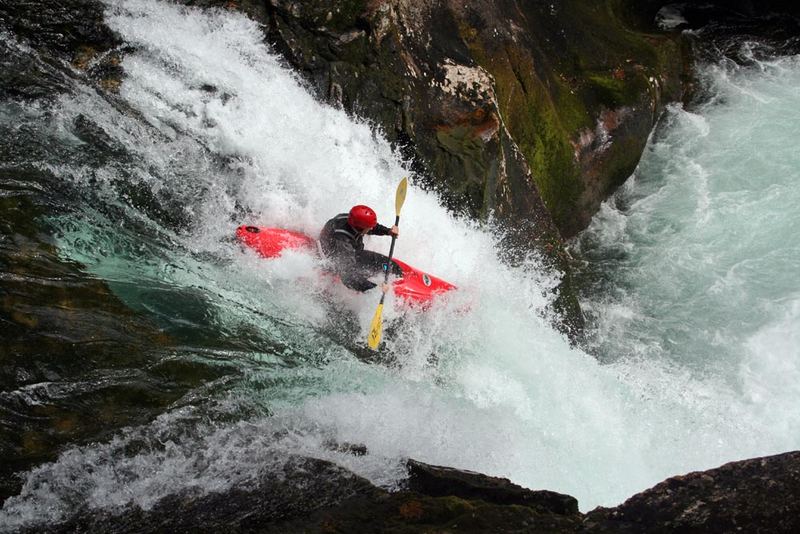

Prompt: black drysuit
[319,213,401,292]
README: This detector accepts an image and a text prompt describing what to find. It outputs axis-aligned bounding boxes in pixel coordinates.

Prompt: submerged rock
[31,456,382,533]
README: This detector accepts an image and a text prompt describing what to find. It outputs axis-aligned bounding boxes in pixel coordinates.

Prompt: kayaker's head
[348,205,377,233]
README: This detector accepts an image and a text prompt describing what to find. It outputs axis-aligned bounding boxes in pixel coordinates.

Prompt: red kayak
[236,225,456,305]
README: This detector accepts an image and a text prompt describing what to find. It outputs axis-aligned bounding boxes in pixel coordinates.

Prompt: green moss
[452,0,682,237]
[455,16,588,229]
[583,70,648,108]
[486,58,584,231]
[434,126,491,217]
[586,73,626,104]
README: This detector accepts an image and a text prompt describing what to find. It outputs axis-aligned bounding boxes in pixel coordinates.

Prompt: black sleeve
[368,223,392,236]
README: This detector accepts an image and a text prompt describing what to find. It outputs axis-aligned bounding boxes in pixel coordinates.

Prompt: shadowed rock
[407,459,579,516]
[22,452,800,533]
[584,451,800,533]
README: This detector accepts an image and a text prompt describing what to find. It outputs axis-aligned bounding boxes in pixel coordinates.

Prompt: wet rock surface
[621,0,800,30]
[0,0,115,56]
[254,1,684,239]
[584,451,800,533]
[0,0,221,503]
[0,0,123,95]
[406,459,579,516]
[22,452,800,533]
[31,457,384,534]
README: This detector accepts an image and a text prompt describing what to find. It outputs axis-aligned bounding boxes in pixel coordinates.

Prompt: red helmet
[348,205,377,231]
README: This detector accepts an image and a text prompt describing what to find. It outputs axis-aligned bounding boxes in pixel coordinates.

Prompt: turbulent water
[575,47,800,422]
[1,0,799,529]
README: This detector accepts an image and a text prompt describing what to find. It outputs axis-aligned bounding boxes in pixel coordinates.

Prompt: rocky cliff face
[252,0,685,240]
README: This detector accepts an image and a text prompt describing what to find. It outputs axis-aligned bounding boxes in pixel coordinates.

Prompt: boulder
[584,451,800,533]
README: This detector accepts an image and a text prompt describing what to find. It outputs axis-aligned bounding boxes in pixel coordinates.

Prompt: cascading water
[574,47,800,433]
[1,0,798,529]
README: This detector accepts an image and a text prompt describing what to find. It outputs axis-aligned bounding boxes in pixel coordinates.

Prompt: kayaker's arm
[368,224,399,237]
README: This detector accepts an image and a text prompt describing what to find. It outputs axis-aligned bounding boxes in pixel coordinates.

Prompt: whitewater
[1,0,798,528]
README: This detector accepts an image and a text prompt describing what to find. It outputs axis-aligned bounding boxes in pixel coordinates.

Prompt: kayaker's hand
[381,283,391,294]
[390,225,399,237]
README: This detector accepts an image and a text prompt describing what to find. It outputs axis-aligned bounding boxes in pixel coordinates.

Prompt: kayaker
[319,205,400,293]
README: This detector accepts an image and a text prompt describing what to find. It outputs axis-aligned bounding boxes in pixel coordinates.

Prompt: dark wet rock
[0,190,188,503]
[684,11,800,68]
[36,456,384,534]
[406,459,579,516]
[0,0,123,96]
[0,0,115,56]
[620,1,800,66]
[254,1,685,239]
[36,456,583,533]
[0,38,73,100]
[292,492,582,533]
[324,439,369,456]
[626,3,800,106]
[620,0,800,30]
[584,451,800,533]
[0,96,229,501]
[24,452,800,532]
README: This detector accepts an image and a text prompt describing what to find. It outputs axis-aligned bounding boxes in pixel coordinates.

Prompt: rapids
[1,0,798,529]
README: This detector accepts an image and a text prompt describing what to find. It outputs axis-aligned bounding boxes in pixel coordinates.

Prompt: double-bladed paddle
[367,177,408,350]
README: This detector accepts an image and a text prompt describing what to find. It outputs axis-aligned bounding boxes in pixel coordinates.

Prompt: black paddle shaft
[379,215,400,304]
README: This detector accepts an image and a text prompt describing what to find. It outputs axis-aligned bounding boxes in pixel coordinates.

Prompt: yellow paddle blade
[367,303,384,350]
[395,177,408,216]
